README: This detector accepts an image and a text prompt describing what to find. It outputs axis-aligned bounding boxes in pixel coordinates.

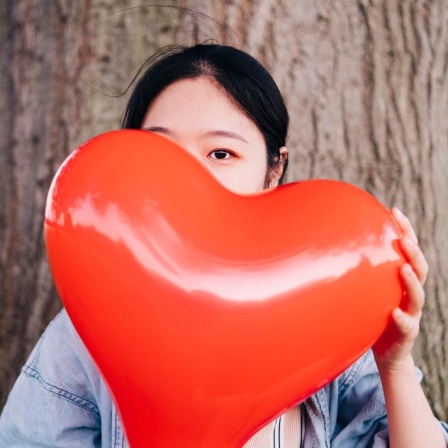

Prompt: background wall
[1,0,447,419]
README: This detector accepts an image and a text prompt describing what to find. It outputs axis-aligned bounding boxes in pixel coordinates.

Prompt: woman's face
[142,77,282,194]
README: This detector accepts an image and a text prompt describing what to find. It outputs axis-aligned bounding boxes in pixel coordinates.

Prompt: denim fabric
[1,310,447,447]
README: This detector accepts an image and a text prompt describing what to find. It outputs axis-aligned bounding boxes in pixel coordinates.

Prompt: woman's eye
[209,150,234,160]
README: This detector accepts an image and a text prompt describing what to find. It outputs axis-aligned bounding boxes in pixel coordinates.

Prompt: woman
[0,44,447,448]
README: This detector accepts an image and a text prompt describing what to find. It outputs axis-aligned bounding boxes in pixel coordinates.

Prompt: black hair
[121,44,289,186]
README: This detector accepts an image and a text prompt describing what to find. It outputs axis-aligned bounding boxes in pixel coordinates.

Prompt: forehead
[143,77,254,131]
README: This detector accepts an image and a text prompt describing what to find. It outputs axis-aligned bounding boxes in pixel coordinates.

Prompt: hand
[373,207,428,371]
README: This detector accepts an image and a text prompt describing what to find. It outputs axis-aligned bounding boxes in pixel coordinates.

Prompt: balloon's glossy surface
[45,130,404,448]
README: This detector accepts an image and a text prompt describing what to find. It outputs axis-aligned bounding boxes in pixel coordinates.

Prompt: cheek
[244,154,270,191]
[208,160,268,195]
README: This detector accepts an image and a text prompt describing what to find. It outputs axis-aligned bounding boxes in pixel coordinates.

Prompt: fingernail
[394,207,404,219]
[402,263,414,277]
[393,308,405,323]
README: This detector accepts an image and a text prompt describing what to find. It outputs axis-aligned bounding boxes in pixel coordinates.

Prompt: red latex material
[45,130,404,448]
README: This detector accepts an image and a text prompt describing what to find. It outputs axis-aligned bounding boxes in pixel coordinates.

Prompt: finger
[392,308,420,341]
[392,207,418,244]
[400,237,428,284]
[401,263,426,315]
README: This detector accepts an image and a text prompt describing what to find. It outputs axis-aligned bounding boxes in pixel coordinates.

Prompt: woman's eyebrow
[203,130,248,143]
[144,127,249,144]
[143,126,172,136]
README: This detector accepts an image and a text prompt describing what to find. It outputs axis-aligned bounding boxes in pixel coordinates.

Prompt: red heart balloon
[45,130,404,448]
